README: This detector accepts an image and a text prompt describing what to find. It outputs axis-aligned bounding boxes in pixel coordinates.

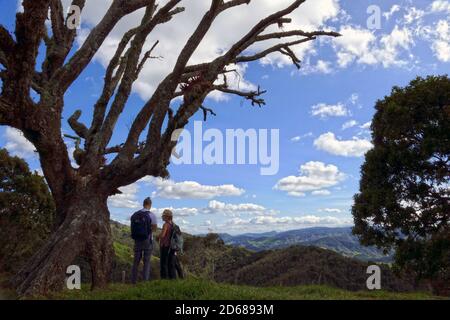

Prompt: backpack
[170,223,184,253]
[130,210,150,241]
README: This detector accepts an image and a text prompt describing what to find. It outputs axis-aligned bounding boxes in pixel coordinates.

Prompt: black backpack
[130,210,150,241]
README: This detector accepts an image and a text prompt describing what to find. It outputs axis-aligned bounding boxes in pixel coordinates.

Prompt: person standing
[158,209,177,279]
[130,197,157,284]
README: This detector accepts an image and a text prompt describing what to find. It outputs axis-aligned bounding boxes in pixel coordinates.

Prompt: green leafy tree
[0,149,55,273]
[352,76,450,295]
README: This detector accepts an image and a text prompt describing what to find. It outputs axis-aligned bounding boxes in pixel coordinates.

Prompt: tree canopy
[0,148,55,273]
[352,75,450,294]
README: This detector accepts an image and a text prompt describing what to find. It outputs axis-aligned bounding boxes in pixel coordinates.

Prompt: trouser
[160,246,176,279]
[131,238,153,284]
[175,255,184,279]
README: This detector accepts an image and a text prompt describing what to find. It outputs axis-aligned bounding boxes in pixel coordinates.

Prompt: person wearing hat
[157,209,177,279]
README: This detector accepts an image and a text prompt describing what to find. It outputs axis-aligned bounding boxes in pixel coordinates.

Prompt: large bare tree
[0,0,339,295]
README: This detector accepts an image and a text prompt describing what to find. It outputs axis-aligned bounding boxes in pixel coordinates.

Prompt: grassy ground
[0,273,16,300]
[50,278,443,300]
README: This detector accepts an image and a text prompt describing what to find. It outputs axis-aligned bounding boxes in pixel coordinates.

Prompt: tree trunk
[12,190,114,297]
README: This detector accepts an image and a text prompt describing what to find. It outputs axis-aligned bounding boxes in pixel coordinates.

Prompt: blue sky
[1,0,449,234]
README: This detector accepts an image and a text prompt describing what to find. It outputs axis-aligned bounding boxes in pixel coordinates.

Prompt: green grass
[113,242,134,265]
[51,278,443,300]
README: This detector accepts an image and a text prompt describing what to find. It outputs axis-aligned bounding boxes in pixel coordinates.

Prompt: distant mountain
[219,227,393,263]
[214,245,415,292]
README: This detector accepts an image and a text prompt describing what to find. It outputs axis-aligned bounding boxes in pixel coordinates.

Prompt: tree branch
[68,110,89,139]
[214,85,267,107]
[91,1,183,158]
[50,0,154,93]
[0,25,15,68]
[42,0,87,78]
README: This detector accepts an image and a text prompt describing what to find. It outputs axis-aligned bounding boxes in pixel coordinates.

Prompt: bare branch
[234,37,315,66]
[221,0,307,61]
[200,106,217,121]
[68,110,89,139]
[42,0,87,78]
[88,27,139,135]
[136,40,160,77]
[255,29,341,42]
[214,85,267,107]
[92,1,181,156]
[49,0,65,44]
[114,0,226,163]
[218,0,251,13]
[50,0,155,93]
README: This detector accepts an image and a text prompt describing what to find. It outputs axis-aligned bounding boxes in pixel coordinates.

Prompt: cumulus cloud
[342,120,358,130]
[320,208,343,213]
[3,127,36,159]
[333,24,415,68]
[298,59,334,75]
[143,177,245,200]
[311,103,349,119]
[360,121,372,130]
[275,161,345,197]
[108,184,140,209]
[59,0,343,101]
[203,200,277,216]
[430,0,450,13]
[224,215,352,232]
[311,190,331,196]
[314,132,372,157]
[153,207,199,217]
[431,20,450,62]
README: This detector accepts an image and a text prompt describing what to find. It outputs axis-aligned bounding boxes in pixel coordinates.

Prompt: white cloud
[342,120,358,130]
[376,25,415,67]
[432,39,450,62]
[333,24,415,68]
[320,208,343,213]
[333,25,377,67]
[204,200,277,216]
[430,1,450,13]
[224,214,352,232]
[311,190,331,196]
[299,59,333,75]
[291,132,313,142]
[360,121,372,130]
[3,127,36,159]
[349,93,359,105]
[311,102,349,118]
[153,207,199,217]
[64,0,342,102]
[314,132,373,157]
[431,20,450,62]
[404,7,425,25]
[108,184,140,209]
[143,177,244,200]
[383,5,401,20]
[275,161,345,197]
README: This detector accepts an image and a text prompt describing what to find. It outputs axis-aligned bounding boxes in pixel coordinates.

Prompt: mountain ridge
[218,226,393,263]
